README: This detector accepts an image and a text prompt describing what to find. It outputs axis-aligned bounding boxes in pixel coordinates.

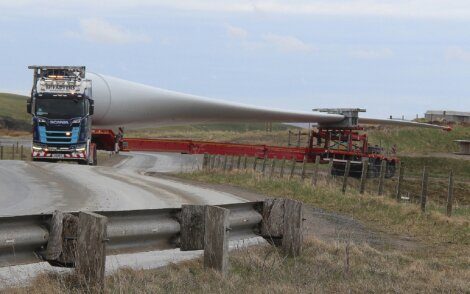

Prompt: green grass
[367,125,470,154]
[0,92,29,122]
[400,156,470,178]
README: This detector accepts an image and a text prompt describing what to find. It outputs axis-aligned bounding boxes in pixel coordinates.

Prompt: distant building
[425,110,470,123]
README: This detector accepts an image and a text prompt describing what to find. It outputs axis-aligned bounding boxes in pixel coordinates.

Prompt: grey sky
[1,0,470,118]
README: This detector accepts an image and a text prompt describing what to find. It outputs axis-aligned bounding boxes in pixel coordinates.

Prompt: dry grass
[179,170,470,245]
[11,237,470,293]
[6,170,470,293]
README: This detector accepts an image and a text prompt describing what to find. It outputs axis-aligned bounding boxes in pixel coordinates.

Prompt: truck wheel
[89,145,98,166]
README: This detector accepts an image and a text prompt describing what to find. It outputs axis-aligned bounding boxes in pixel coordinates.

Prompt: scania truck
[27,66,97,165]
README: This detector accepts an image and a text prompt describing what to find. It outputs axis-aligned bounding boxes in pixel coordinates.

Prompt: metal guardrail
[0,202,263,268]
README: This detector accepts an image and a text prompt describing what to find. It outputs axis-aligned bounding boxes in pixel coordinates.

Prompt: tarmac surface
[0,152,246,216]
[0,151,255,287]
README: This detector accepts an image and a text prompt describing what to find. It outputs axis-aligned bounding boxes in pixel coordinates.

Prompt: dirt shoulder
[153,173,420,252]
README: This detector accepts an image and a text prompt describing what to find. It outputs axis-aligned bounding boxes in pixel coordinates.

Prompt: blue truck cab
[27,66,97,165]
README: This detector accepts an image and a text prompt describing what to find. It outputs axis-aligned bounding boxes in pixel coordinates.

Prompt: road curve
[0,152,246,216]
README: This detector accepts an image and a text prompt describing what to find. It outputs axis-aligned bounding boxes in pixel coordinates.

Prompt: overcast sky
[1,0,470,118]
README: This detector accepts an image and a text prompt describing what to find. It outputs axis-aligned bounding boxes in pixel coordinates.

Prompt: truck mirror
[26,99,32,114]
[89,99,95,115]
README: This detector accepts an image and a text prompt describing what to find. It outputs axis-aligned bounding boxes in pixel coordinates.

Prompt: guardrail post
[446,170,454,217]
[289,158,296,180]
[181,205,205,250]
[282,199,303,257]
[261,198,303,256]
[204,206,230,275]
[395,163,404,201]
[76,212,108,292]
[43,213,79,267]
[11,143,15,160]
[311,155,320,186]
[420,166,428,213]
[20,145,24,161]
[0,146,3,160]
[359,159,368,194]
[341,161,351,194]
[45,211,65,261]
[378,160,386,195]
[279,157,286,178]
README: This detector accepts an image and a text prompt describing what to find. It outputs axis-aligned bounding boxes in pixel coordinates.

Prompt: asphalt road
[0,152,246,216]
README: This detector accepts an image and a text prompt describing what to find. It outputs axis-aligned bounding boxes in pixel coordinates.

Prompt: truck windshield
[35,98,86,119]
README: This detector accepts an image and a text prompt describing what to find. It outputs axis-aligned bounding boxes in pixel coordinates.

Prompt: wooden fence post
[243,155,248,170]
[359,160,368,194]
[395,163,404,201]
[12,144,15,160]
[76,212,107,292]
[181,205,205,250]
[204,206,230,275]
[341,161,351,194]
[0,146,3,160]
[269,158,277,179]
[236,156,241,170]
[289,158,296,180]
[261,155,268,176]
[210,155,216,170]
[328,158,334,178]
[311,155,321,186]
[446,170,454,217]
[229,156,235,171]
[223,155,228,171]
[300,155,307,180]
[378,160,386,195]
[420,166,428,213]
[279,157,286,178]
[253,157,258,172]
[202,153,209,170]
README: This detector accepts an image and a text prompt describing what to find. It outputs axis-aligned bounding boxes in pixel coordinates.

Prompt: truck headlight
[32,143,44,151]
[75,144,87,151]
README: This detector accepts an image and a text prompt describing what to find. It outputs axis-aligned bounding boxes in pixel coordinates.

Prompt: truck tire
[89,144,98,166]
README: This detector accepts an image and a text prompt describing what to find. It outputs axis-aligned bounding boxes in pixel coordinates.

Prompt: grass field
[13,170,470,293]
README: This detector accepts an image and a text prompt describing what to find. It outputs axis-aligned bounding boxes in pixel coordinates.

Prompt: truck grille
[38,126,80,144]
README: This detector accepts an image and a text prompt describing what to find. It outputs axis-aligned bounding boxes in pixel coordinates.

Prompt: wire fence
[202,153,468,218]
